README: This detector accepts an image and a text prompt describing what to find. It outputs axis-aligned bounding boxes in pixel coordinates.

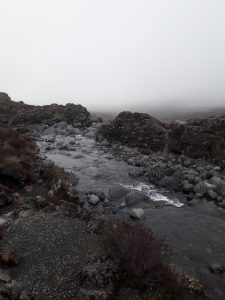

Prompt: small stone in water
[130,208,145,219]
[87,195,100,205]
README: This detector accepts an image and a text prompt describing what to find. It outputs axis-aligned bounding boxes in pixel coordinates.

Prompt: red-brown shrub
[106,221,182,296]
[0,126,37,184]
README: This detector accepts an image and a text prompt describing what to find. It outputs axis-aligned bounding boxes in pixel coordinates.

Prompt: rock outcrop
[97,111,168,153]
[0,92,92,128]
[168,117,225,160]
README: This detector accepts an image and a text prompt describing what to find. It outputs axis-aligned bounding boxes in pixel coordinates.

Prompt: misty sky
[0,0,225,111]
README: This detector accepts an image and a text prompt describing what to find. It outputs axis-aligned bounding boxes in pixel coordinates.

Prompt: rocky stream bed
[34,121,225,299]
[1,93,225,299]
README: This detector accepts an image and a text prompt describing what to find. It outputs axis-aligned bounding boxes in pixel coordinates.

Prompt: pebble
[130,208,145,219]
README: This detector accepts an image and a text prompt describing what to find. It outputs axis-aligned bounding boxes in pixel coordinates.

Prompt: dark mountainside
[1,92,225,299]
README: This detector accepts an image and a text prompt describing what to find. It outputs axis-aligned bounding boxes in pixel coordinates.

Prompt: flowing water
[37,133,183,207]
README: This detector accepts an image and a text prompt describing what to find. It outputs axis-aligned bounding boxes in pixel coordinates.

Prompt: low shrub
[106,221,181,297]
[0,126,37,184]
[106,221,209,299]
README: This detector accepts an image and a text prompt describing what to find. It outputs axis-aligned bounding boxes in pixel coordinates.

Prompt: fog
[0,0,225,112]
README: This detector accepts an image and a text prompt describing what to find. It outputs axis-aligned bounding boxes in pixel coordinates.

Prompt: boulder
[108,186,129,202]
[158,176,180,191]
[168,117,225,159]
[147,165,166,183]
[182,183,194,193]
[208,190,218,199]
[194,181,215,195]
[97,111,168,153]
[130,208,145,219]
[87,194,100,205]
[125,191,149,207]
[210,176,222,185]
[215,181,225,197]
[128,167,144,177]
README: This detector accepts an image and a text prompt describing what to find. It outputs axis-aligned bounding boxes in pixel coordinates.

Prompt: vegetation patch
[106,220,208,299]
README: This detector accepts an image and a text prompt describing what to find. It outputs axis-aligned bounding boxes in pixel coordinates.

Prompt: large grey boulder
[97,111,168,153]
[128,167,144,177]
[215,181,225,197]
[125,191,149,207]
[194,181,215,196]
[87,194,100,205]
[158,176,180,191]
[108,186,129,202]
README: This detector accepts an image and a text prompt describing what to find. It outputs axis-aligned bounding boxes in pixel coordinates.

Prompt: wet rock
[218,200,225,208]
[41,159,54,169]
[194,181,214,195]
[108,186,129,202]
[45,137,55,143]
[182,183,194,193]
[43,126,57,135]
[58,144,69,150]
[125,191,149,207]
[88,191,106,202]
[130,208,145,219]
[158,176,179,191]
[183,170,200,184]
[210,176,222,185]
[208,190,218,200]
[209,263,225,275]
[215,181,225,197]
[147,165,166,183]
[128,167,144,177]
[214,166,221,172]
[87,195,100,205]
[73,154,85,159]
[69,173,79,186]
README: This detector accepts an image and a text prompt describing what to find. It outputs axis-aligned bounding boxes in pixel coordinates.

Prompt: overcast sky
[0,0,225,111]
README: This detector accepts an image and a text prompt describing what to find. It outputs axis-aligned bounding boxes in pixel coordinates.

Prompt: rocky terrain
[97,111,168,153]
[168,118,225,160]
[0,92,93,128]
[1,93,225,299]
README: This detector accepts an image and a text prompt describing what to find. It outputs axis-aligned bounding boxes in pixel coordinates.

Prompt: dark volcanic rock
[97,111,168,153]
[0,92,92,128]
[10,103,92,128]
[168,117,225,159]
[0,92,11,102]
[125,190,149,207]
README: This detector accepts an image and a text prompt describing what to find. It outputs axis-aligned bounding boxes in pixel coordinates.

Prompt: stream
[37,132,183,207]
[36,126,225,299]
